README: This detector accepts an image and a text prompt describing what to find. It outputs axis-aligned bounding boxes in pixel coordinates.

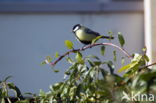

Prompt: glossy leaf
[42,56,52,64]
[40,61,47,65]
[53,69,59,73]
[75,52,84,64]
[118,61,138,72]
[93,61,101,66]
[143,55,149,62]
[15,100,29,103]
[4,76,12,82]
[101,46,105,56]
[7,82,23,99]
[100,68,107,78]
[113,50,116,61]
[118,63,131,73]
[118,32,125,47]
[121,57,125,65]
[39,89,46,96]
[88,59,95,67]
[107,61,115,74]
[108,31,113,40]
[0,98,5,103]
[86,55,100,60]
[91,35,103,44]
[108,31,113,36]
[142,47,147,52]
[64,40,73,49]
[140,72,156,81]
[66,57,74,64]
[55,52,59,58]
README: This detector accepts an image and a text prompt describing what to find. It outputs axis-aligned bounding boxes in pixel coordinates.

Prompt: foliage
[0,76,24,103]
[1,33,156,103]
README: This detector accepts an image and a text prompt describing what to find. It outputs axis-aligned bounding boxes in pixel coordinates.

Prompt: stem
[141,62,156,69]
[51,43,133,66]
[2,82,11,103]
[7,98,11,103]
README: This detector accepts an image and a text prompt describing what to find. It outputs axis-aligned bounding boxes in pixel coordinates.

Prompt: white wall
[0,13,144,94]
[144,0,156,64]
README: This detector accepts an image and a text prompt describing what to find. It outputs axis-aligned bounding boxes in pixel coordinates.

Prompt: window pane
[0,0,95,3]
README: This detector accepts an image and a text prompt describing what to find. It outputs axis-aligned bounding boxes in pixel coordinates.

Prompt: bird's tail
[101,35,114,39]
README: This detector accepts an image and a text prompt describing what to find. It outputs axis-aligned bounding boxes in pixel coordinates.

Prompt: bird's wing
[85,28,100,36]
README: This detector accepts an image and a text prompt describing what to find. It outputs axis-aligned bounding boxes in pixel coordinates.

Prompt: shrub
[1,33,156,103]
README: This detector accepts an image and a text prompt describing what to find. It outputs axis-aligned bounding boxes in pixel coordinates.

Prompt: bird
[72,24,114,45]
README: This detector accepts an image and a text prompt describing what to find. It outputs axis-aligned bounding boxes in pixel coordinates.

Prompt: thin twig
[51,43,133,66]
[141,62,156,69]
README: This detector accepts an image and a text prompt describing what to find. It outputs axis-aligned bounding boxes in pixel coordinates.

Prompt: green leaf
[121,57,125,65]
[113,50,116,61]
[55,52,59,58]
[0,98,5,103]
[101,46,105,56]
[86,55,100,60]
[39,89,46,96]
[118,61,138,72]
[87,59,95,67]
[40,61,47,65]
[118,64,131,73]
[52,82,63,91]
[24,92,36,97]
[108,31,113,35]
[107,61,115,74]
[108,31,113,40]
[140,71,156,81]
[69,86,77,100]
[100,68,107,78]
[76,84,83,95]
[93,61,101,66]
[15,100,29,103]
[91,35,103,44]
[65,71,70,75]
[4,76,12,82]
[118,32,125,47]
[75,52,84,64]
[132,53,142,62]
[42,56,52,64]
[7,82,23,99]
[142,47,147,52]
[66,57,74,64]
[53,69,59,73]
[143,55,149,62]
[64,40,73,49]
[90,68,96,78]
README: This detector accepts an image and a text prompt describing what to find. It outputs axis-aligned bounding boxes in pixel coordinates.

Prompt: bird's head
[72,24,81,33]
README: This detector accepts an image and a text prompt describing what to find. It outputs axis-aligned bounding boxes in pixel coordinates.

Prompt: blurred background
[0,0,155,94]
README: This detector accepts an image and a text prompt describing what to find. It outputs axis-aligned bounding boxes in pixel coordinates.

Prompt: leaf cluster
[1,32,156,103]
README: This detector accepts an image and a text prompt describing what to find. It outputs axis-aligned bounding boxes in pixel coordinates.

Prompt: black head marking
[72,24,81,32]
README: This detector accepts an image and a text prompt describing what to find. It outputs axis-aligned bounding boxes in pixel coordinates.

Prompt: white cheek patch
[73,26,79,32]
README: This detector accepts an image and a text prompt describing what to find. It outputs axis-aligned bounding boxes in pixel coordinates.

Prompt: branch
[141,62,156,69]
[50,43,133,66]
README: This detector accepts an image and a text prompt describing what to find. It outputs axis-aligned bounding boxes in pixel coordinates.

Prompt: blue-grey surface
[0,13,144,95]
[0,0,94,2]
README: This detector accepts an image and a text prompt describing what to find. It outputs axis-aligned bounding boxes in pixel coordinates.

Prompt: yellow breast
[75,29,97,41]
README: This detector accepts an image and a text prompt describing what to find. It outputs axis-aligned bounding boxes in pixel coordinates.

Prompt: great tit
[72,24,114,45]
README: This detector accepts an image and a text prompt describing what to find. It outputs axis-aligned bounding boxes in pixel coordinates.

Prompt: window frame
[0,1,143,13]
